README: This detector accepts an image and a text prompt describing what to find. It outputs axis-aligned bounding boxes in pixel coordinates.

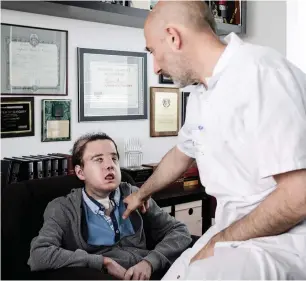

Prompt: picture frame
[41,99,71,142]
[1,97,35,138]
[78,48,147,122]
[181,91,190,126]
[159,74,174,84]
[150,87,179,137]
[1,23,68,96]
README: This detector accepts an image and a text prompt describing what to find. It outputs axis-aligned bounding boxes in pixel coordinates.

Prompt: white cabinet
[175,201,202,236]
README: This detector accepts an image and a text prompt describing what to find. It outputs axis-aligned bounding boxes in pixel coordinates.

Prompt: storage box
[175,201,202,236]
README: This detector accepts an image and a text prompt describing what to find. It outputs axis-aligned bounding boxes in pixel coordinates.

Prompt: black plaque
[1,97,35,138]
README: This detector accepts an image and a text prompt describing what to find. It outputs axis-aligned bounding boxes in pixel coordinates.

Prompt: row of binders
[1,153,74,188]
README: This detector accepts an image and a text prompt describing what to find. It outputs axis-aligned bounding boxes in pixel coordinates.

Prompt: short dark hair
[72,132,119,167]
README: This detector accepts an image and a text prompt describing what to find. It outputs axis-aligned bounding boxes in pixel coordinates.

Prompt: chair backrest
[1,171,136,280]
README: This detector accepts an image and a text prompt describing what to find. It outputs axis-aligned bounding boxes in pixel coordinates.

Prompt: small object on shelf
[219,0,227,22]
[150,0,158,10]
[130,0,150,10]
[124,138,143,167]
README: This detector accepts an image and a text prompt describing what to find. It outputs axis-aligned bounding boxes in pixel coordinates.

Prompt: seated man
[28,133,192,280]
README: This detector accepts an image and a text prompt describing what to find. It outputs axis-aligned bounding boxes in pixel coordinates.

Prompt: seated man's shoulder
[119,181,138,195]
[45,188,81,215]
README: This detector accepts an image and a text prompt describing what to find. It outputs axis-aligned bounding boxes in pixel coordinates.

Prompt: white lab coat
[163,33,306,280]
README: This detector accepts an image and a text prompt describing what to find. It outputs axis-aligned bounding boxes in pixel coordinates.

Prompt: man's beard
[164,57,196,88]
[172,75,195,88]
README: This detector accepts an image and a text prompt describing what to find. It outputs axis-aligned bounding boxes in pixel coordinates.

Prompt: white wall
[286,0,306,73]
[241,0,287,56]
[1,1,287,163]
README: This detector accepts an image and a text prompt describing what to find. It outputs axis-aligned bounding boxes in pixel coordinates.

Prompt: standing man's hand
[124,260,152,280]
[103,257,127,279]
[123,191,150,219]
[189,239,216,264]
[190,232,225,264]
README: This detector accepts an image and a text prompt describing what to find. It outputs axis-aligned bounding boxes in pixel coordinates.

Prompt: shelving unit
[1,1,246,35]
[1,1,149,29]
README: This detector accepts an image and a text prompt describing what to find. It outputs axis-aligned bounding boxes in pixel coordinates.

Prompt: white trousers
[162,232,306,280]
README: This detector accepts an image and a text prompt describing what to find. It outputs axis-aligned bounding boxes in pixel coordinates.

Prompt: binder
[1,159,13,187]
[37,155,59,177]
[53,153,74,175]
[48,154,67,176]
[29,155,52,178]
[4,157,34,181]
[22,156,44,179]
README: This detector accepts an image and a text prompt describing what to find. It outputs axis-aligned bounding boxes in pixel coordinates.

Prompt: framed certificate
[181,91,190,126]
[1,23,68,96]
[1,97,34,138]
[150,87,179,137]
[41,99,71,142]
[78,48,147,121]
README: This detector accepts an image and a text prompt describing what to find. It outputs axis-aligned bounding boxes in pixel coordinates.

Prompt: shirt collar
[82,187,120,215]
[199,32,244,91]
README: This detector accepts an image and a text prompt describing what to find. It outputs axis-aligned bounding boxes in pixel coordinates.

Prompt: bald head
[144,1,223,88]
[145,0,216,34]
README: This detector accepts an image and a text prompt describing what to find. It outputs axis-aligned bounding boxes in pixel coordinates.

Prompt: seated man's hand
[123,191,150,219]
[103,257,127,279]
[124,260,152,280]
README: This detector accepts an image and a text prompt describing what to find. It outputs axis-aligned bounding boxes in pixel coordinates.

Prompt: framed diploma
[41,99,71,142]
[1,97,34,138]
[1,23,68,96]
[150,87,179,137]
[181,91,190,126]
[78,48,147,121]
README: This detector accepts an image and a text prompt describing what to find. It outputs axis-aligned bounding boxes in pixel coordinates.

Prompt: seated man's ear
[75,165,85,181]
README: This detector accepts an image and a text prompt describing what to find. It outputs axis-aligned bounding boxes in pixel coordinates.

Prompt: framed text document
[1,24,68,96]
[150,87,179,137]
[78,48,147,121]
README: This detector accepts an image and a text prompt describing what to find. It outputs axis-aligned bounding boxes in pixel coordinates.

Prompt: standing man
[123,0,306,279]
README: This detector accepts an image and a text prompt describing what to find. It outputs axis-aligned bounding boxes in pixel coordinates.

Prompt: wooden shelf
[1,1,149,29]
[1,1,246,34]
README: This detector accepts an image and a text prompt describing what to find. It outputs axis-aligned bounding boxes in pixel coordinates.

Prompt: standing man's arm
[123,146,194,219]
[123,93,197,219]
